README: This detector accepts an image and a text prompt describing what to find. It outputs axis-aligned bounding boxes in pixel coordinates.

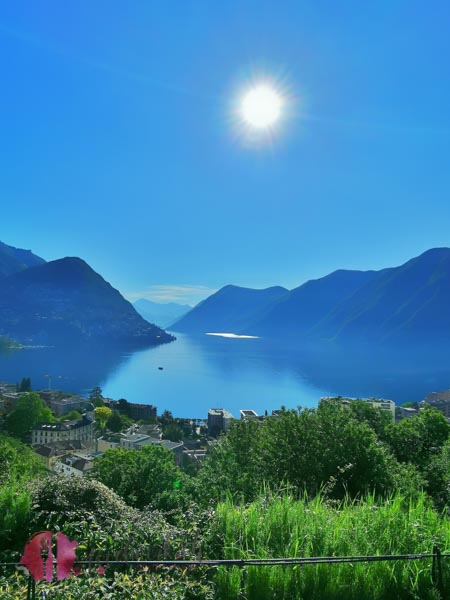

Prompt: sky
[2,1,450,306]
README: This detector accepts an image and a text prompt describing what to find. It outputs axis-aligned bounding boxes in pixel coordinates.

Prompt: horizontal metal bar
[1,553,449,569]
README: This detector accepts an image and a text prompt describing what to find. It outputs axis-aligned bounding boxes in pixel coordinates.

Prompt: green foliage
[94,406,112,429]
[18,377,31,392]
[26,475,184,561]
[116,398,131,416]
[59,409,82,421]
[92,446,189,511]
[0,435,45,555]
[0,569,214,600]
[160,409,174,427]
[89,386,104,407]
[5,392,54,440]
[422,439,450,510]
[197,403,398,503]
[346,399,392,439]
[163,423,184,442]
[386,406,449,467]
[107,409,132,433]
[0,480,32,555]
[0,434,45,484]
[210,492,450,599]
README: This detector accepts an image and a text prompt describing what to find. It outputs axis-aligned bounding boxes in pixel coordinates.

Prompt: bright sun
[241,85,282,129]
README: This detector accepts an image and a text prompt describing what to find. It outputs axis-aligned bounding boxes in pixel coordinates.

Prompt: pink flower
[20,531,54,582]
[56,533,78,581]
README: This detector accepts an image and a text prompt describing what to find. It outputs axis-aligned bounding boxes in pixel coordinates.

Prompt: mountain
[170,285,289,334]
[245,269,379,338]
[0,240,45,279]
[311,248,450,344]
[0,257,174,346]
[170,248,450,346]
[133,299,190,328]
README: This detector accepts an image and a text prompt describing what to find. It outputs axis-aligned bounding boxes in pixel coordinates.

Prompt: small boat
[158,367,164,370]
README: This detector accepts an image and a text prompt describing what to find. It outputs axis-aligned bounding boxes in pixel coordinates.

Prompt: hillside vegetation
[0,401,449,598]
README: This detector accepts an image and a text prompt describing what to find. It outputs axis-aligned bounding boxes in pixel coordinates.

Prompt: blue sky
[2,1,450,305]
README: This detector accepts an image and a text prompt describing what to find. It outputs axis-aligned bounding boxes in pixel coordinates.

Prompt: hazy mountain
[245,269,379,337]
[0,240,45,279]
[170,285,289,334]
[312,248,450,344]
[171,248,450,346]
[0,257,174,346]
[133,299,190,328]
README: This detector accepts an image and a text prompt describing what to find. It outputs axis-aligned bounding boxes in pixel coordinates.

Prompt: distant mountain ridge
[133,299,190,328]
[171,248,450,345]
[172,285,288,334]
[0,248,173,347]
[0,240,45,279]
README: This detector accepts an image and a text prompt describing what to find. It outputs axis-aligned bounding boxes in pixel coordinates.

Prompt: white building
[53,454,94,477]
[32,415,95,446]
[321,396,396,421]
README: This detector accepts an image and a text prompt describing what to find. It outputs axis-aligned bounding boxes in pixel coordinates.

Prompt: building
[120,433,153,450]
[423,391,450,418]
[239,409,259,420]
[36,390,65,404]
[34,440,93,469]
[321,396,396,421]
[96,433,126,453]
[53,454,95,477]
[105,399,157,421]
[48,396,94,416]
[207,408,234,436]
[32,415,95,446]
[395,406,419,422]
[116,433,183,465]
[0,392,21,414]
[0,382,17,395]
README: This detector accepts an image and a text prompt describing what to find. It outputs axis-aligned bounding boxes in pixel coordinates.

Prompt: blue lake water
[1,333,449,418]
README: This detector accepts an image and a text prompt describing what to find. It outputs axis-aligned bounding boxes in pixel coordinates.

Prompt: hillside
[245,269,379,337]
[312,247,450,344]
[171,248,450,345]
[170,284,289,334]
[0,257,174,346]
[0,240,45,279]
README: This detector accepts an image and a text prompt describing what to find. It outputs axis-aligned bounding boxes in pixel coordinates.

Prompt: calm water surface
[0,333,449,418]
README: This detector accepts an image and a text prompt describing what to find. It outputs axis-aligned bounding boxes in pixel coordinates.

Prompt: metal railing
[1,545,448,600]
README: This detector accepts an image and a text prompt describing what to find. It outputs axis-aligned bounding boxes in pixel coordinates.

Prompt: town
[1,378,449,479]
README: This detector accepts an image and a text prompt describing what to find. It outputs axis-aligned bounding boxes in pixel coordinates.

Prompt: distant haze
[133,299,190,328]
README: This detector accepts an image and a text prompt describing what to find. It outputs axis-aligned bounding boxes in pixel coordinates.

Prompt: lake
[0,333,449,418]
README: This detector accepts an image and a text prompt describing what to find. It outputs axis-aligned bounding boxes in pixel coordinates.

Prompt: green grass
[210,492,450,599]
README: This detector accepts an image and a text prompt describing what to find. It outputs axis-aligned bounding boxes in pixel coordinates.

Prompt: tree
[107,410,131,433]
[94,406,112,430]
[197,403,397,503]
[117,398,131,417]
[385,406,449,466]
[89,386,104,407]
[5,393,54,441]
[163,424,183,443]
[160,410,174,427]
[59,410,82,421]
[92,445,187,510]
[17,377,31,393]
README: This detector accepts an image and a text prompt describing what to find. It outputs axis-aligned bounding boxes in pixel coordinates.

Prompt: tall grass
[211,492,450,599]
[0,480,31,556]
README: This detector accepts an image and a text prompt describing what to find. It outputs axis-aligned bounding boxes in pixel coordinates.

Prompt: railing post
[26,576,36,600]
[432,545,444,600]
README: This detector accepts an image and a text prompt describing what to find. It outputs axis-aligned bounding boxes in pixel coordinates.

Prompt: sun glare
[241,85,282,129]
